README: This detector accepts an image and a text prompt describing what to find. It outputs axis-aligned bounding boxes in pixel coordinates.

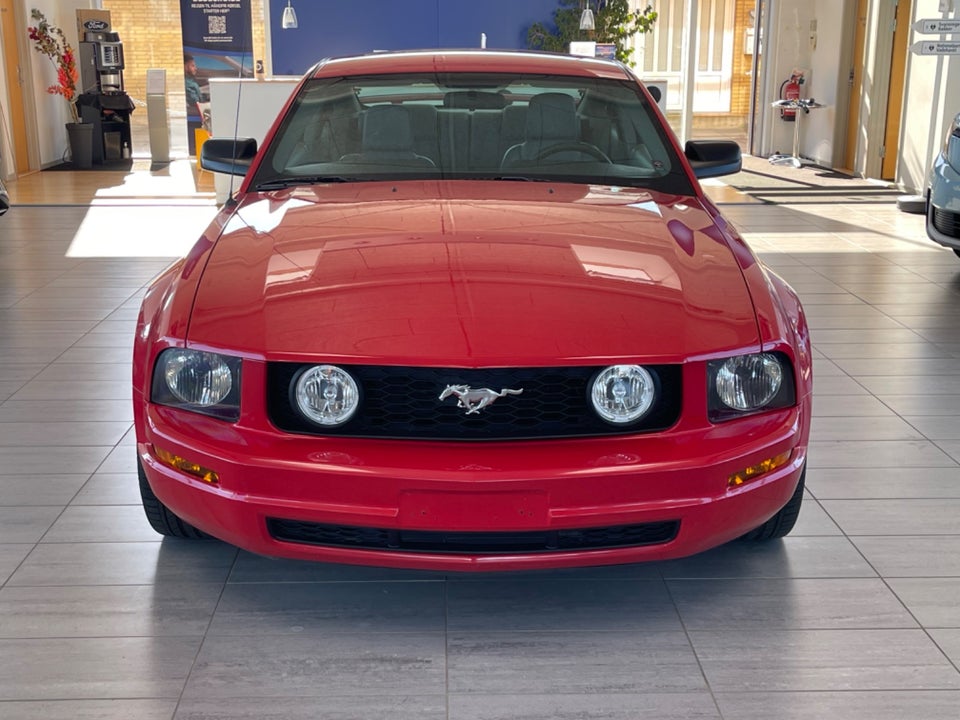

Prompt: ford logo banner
[83,19,109,31]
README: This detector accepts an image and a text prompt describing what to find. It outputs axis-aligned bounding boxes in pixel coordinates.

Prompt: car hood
[189,182,759,365]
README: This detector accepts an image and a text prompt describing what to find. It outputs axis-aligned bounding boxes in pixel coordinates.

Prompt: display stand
[769,99,825,168]
[77,93,134,164]
[146,69,170,163]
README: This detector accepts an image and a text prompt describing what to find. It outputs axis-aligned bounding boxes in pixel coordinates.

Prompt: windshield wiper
[255,176,354,190]
[487,175,555,182]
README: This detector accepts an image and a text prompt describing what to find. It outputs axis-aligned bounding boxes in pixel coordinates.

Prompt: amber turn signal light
[153,445,220,485]
[728,452,792,488]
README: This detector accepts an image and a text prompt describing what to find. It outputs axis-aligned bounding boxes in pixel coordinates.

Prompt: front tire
[138,457,210,539]
[740,465,805,541]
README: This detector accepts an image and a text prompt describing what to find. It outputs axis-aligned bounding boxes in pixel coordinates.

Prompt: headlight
[946,113,960,170]
[708,352,795,422]
[944,113,960,149]
[293,365,360,427]
[590,365,657,425]
[151,349,241,421]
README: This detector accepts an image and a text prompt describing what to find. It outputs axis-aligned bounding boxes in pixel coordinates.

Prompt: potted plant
[27,9,92,168]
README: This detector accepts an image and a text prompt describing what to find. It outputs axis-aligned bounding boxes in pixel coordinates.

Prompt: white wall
[805,0,847,166]
[898,0,960,194]
[765,2,814,159]
[23,0,93,167]
[758,0,846,166]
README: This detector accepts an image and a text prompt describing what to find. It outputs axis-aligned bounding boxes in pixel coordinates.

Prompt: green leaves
[527,0,658,65]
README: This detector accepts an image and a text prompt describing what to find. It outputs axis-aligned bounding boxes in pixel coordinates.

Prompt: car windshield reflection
[253,72,692,194]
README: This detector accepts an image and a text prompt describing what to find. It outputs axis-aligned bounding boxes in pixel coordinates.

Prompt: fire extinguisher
[779,72,804,122]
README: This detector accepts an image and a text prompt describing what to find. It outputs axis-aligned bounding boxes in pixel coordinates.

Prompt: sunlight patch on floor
[65,203,217,258]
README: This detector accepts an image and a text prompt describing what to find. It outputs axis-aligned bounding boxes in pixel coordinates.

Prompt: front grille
[932,206,960,238]
[267,364,681,440]
[266,518,680,554]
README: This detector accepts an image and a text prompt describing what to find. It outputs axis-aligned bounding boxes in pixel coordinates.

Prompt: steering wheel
[535,142,612,163]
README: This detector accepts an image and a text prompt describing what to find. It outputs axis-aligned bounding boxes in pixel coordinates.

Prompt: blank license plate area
[399,490,548,529]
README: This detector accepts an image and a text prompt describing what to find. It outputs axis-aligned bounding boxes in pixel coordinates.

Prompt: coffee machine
[79,32,125,94]
[77,24,135,164]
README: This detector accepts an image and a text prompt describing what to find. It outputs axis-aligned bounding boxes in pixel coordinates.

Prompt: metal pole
[680,0,699,144]
[747,0,763,154]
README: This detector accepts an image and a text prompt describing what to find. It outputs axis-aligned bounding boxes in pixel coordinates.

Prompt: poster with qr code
[208,15,227,35]
[180,0,254,153]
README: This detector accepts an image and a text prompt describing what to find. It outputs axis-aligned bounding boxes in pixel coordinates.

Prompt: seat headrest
[526,93,578,141]
[362,105,413,152]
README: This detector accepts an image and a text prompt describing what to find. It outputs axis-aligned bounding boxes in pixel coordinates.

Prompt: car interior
[259,73,690,191]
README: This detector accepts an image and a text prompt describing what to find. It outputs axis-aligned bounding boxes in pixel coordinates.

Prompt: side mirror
[200,138,258,176]
[685,140,742,179]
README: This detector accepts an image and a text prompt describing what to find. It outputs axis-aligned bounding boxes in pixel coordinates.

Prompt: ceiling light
[282,0,298,30]
[579,6,595,31]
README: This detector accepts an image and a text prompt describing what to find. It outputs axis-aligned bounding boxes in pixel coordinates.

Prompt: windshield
[253,72,693,194]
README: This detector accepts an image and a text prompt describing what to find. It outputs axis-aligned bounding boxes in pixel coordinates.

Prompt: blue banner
[268,0,561,77]
[180,0,254,153]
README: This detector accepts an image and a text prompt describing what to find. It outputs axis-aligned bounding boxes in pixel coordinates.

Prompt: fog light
[294,364,360,427]
[154,445,220,485]
[590,365,656,424]
[728,452,791,488]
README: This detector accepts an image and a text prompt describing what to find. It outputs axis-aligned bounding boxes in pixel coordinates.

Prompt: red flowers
[28,10,80,122]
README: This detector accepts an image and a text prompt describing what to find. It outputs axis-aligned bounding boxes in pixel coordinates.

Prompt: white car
[927,113,960,258]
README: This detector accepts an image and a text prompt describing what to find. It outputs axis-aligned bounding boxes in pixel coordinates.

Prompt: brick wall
[730,0,754,118]
[100,0,266,108]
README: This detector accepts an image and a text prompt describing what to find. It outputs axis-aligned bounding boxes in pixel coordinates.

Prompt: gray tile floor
[1,194,960,719]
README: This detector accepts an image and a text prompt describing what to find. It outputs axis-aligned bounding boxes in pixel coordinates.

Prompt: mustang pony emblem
[439,385,523,415]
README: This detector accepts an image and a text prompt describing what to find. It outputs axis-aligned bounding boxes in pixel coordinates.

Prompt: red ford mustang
[134,50,812,571]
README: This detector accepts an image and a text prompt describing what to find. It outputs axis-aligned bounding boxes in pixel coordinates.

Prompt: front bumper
[927,152,960,251]
[138,398,808,572]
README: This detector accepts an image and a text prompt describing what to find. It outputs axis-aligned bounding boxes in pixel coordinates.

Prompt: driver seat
[341,105,435,167]
[501,93,595,168]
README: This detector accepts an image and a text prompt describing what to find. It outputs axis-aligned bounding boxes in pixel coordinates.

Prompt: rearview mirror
[200,138,258,176]
[685,140,742,179]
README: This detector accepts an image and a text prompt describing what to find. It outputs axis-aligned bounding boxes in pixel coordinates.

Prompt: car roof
[309,49,634,81]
